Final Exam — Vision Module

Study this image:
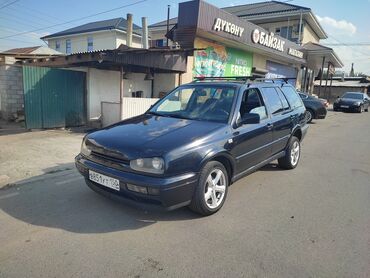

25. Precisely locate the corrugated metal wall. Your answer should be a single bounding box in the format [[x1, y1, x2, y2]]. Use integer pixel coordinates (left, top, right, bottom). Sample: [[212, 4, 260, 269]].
[[23, 66, 86, 129]]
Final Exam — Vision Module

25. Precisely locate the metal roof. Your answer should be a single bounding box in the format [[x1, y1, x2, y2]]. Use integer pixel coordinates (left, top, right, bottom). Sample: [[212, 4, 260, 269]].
[[149, 17, 178, 29], [41, 18, 142, 40], [1, 46, 63, 58], [21, 45, 194, 74], [314, 80, 370, 88], [222, 0, 310, 17], [303, 42, 344, 68], [2, 46, 41, 54], [150, 1, 327, 39]]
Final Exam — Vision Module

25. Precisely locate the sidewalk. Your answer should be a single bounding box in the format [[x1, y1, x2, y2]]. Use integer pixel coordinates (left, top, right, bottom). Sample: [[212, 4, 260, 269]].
[[0, 122, 85, 188]]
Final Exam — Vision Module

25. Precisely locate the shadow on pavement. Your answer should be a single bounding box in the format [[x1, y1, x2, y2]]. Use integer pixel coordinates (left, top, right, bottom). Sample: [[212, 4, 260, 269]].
[[259, 163, 285, 172], [0, 163, 200, 234]]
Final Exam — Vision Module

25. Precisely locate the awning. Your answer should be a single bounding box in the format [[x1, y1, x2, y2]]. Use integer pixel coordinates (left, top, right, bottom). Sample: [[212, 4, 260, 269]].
[[21, 45, 194, 73], [302, 42, 344, 70]]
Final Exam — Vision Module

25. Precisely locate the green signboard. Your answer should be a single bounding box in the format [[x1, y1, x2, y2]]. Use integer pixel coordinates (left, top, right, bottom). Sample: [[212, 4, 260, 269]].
[[193, 39, 253, 78]]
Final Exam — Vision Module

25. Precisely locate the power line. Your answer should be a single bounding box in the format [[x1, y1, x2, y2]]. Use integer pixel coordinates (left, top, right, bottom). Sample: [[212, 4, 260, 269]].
[[0, 0, 148, 40], [4, 4, 63, 26], [323, 43, 370, 46], [325, 33, 369, 57], [0, 0, 19, 10]]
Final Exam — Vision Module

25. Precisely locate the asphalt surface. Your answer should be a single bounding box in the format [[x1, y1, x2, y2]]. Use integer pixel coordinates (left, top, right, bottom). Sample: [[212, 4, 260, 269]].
[[1, 110, 369, 278]]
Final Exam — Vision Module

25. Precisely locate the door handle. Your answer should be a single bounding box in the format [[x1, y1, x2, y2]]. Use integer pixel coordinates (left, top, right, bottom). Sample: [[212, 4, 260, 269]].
[[266, 123, 273, 130]]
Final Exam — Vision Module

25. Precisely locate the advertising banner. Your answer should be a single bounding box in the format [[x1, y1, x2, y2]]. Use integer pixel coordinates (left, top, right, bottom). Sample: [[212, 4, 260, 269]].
[[193, 38, 253, 78]]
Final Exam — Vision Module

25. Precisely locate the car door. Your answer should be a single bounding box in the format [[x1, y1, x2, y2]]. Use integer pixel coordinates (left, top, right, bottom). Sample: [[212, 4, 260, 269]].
[[261, 87, 292, 155], [230, 88, 273, 175]]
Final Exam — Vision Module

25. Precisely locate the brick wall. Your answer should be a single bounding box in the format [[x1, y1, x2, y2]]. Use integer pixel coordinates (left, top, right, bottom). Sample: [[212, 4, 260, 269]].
[[0, 64, 24, 120]]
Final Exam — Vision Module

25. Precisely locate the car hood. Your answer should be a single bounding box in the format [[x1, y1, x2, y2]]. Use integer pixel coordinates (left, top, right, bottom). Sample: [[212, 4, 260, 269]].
[[85, 114, 225, 159]]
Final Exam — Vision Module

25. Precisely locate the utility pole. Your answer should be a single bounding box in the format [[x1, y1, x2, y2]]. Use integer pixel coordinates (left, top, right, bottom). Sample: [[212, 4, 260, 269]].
[[166, 5, 170, 47]]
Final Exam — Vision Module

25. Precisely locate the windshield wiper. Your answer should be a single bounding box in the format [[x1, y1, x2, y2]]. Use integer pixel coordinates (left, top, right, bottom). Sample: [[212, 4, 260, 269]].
[[163, 113, 191, 120], [147, 111, 164, 117]]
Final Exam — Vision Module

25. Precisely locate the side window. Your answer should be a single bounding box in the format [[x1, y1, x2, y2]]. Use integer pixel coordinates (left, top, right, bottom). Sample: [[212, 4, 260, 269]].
[[276, 88, 290, 110], [239, 88, 268, 121], [262, 87, 284, 115], [281, 86, 303, 109]]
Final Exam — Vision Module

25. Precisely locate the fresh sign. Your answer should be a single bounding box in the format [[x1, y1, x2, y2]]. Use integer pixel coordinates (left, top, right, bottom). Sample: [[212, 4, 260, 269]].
[[193, 38, 252, 77], [251, 29, 285, 52], [213, 18, 245, 37]]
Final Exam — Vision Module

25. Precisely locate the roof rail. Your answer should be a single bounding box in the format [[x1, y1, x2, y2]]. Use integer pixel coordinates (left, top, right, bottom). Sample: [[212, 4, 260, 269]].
[[192, 76, 297, 85], [252, 77, 296, 84], [193, 76, 255, 83]]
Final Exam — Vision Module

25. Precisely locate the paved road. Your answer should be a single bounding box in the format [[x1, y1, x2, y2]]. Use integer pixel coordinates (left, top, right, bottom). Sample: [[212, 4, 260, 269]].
[[1, 111, 369, 278]]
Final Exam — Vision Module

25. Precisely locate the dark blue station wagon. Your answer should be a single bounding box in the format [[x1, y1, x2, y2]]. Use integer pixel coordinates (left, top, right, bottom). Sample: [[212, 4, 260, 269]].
[[75, 79, 308, 215]]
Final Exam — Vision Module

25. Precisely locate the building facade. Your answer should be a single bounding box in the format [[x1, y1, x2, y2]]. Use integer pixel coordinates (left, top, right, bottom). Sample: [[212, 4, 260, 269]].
[[149, 0, 343, 95], [42, 18, 143, 54]]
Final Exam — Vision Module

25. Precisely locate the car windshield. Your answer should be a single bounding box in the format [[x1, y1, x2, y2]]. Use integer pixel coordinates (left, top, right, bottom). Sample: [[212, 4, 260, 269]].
[[342, 93, 363, 100], [148, 85, 237, 123]]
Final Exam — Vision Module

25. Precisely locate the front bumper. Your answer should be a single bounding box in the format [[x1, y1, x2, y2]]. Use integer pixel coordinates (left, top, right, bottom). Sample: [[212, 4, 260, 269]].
[[316, 107, 327, 119], [333, 103, 361, 111], [75, 154, 198, 210]]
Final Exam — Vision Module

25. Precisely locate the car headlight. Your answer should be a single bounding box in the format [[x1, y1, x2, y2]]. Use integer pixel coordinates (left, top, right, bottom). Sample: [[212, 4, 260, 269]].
[[355, 101, 361, 106], [334, 99, 340, 103], [81, 139, 91, 157], [130, 157, 164, 174]]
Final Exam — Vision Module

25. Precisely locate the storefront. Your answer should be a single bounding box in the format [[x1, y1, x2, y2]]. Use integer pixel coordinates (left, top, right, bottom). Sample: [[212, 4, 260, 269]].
[[169, 0, 306, 86]]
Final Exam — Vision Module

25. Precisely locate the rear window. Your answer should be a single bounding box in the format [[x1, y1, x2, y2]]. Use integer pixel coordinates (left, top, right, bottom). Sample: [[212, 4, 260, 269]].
[[281, 86, 303, 109]]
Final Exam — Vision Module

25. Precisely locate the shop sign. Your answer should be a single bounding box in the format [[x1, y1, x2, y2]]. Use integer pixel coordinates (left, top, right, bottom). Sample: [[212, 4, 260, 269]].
[[213, 18, 245, 37], [288, 48, 304, 59], [251, 29, 285, 52], [193, 39, 252, 77]]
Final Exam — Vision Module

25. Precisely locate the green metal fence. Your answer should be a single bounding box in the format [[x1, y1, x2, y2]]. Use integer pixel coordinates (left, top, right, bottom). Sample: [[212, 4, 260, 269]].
[[23, 66, 86, 129]]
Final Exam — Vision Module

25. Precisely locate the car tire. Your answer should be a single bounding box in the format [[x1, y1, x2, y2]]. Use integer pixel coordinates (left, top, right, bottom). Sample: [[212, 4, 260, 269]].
[[333, 107, 338, 112], [278, 136, 301, 170], [365, 108, 369, 112], [189, 161, 229, 216], [358, 105, 363, 113], [305, 109, 314, 123]]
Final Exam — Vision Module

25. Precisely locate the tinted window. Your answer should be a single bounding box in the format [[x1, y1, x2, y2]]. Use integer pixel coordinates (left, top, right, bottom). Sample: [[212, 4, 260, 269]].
[[276, 88, 290, 110], [262, 87, 284, 114], [281, 86, 303, 109], [239, 88, 267, 121], [342, 93, 363, 100]]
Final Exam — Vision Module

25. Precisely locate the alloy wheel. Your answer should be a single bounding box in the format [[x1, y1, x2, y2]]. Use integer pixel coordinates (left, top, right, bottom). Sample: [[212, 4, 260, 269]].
[[290, 141, 300, 166], [204, 169, 226, 209], [305, 110, 313, 123]]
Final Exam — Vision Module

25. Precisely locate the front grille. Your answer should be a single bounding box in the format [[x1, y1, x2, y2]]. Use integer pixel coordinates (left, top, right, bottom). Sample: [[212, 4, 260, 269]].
[[91, 151, 129, 165]]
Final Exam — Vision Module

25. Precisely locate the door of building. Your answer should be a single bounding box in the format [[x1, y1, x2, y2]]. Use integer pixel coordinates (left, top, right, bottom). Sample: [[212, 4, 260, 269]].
[[23, 66, 86, 129]]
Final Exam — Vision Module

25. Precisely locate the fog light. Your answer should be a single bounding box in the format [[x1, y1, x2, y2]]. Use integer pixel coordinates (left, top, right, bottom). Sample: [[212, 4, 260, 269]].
[[126, 184, 148, 194], [148, 187, 160, 196]]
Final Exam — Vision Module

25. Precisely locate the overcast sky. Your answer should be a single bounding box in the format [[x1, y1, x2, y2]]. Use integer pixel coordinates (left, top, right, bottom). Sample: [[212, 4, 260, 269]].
[[0, 0, 369, 74]]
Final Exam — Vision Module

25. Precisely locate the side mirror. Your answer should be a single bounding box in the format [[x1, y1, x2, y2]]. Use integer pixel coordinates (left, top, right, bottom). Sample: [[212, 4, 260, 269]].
[[238, 113, 260, 127]]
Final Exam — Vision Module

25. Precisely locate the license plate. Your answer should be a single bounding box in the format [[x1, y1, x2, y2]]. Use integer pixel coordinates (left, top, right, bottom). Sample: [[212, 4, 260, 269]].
[[89, 170, 120, 191], [341, 105, 349, 108]]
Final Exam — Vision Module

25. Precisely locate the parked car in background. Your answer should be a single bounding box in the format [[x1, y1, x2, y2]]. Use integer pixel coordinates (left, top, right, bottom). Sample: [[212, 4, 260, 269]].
[[298, 92, 327, 123], [333, 92, 369, 113], [75, 78, 308, 216], [318, 98, 329, 108]]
